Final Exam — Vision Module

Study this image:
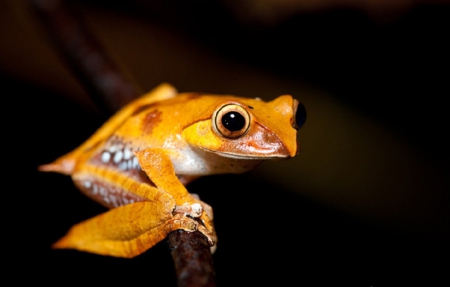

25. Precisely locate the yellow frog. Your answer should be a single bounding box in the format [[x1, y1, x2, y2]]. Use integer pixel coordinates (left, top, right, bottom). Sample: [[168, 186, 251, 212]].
[[39, 83, 306, 258]]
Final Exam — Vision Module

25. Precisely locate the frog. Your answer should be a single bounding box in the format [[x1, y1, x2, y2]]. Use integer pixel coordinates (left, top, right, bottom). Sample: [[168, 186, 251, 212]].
[[39, 83, 306, 258]]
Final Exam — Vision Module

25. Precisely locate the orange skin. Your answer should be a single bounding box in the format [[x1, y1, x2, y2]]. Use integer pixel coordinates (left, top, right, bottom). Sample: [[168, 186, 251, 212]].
[[39, 83, 301, 258]]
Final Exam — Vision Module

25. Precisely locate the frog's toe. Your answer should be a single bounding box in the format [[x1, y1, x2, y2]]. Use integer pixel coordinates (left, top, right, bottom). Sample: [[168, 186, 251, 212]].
[[190, 203, 203, 217], [197, 224, 217, 247], [174, 203, 203, 218]]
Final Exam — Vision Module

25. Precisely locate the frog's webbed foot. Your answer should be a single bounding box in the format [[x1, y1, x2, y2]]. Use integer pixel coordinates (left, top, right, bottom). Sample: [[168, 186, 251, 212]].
[[174, 200, 213, 222], [190, 193, 214, 220], [135, 149, 217, 249], [188, 198, 216, 247], [174, 203, 203, 218], [172, 200, 216, 247], [164, 212, 216, 252]]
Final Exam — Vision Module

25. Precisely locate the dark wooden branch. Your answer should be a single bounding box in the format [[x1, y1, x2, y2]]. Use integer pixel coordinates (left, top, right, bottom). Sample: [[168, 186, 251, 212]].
[[30, 1, 216, 286], [30, 0, 139, 114], [168, 230, 217, 287]]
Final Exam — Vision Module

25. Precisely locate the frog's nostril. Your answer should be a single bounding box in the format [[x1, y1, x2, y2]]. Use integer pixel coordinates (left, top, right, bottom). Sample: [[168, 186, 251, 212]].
[[294, 103, 306, 129]]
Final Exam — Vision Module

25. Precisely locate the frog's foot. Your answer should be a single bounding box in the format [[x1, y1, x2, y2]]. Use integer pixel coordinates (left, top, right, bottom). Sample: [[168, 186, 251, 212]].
[[189, 193, 214, 220], [194, 203, 217, 253], [173, 200, 213, 221], [172, 200, 217, 250], [166, 214, 199, 233], [174, 203, 203, 218], [167, 213, 216, 248], [193, 199, 217, 249], [197, 224, 216, 246]]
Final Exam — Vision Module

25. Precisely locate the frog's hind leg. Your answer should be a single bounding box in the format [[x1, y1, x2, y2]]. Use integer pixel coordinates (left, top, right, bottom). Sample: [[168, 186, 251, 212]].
[[53, 201, 199, 258], [53, 164, 205, 258]]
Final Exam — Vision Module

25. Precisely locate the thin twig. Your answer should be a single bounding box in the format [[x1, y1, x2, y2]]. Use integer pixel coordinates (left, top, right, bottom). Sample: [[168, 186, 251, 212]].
[[30, 1, 216, 286], [30, 0, 139, 114]]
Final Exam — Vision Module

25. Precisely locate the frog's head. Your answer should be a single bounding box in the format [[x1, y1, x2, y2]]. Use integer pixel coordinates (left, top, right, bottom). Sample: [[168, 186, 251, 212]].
[[182, 95, 306, 160]]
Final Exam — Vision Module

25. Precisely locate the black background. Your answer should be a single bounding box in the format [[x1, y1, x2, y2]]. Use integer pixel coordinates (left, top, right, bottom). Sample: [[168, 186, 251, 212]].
[[2, 0, 449, 286]]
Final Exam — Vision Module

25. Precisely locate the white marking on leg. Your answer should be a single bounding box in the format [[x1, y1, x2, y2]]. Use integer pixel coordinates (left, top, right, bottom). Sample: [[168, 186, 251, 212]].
[[191, 203, 203, 217], [109, 144, 119, 153], [101, 151, 111, 163], [83, 181, 92, 188], [123, 148, 132, 160], [132, 157, 140, 169], [110, 195, 118, 207], [113, 151, 123, 163], [118, 161, 128, 170], [92, 183, 98, 194]]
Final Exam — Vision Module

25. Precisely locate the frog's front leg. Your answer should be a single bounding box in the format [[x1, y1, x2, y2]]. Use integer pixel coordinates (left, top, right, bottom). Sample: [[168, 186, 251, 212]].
[[134, 149, 217, 247]]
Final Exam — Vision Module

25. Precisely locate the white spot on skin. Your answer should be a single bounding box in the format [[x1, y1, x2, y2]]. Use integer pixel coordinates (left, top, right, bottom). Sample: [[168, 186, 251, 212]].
[[123, 148, 132, 160], [127, 159, 132, 170], [83, 181, 92, 188], [118, 161, 128, 170], [109, 195, 118, 207], [191, 203, 203, 217], [108, 144, 120, 153], [113, 151, 123, 163], [132, 157, 140, 169], [92, 184, 98, 194], [101, 152, 111, 163], [175, 203, 203, 217]]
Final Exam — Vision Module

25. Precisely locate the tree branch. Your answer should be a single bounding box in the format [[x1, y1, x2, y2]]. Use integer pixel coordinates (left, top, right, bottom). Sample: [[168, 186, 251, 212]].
[[168, 230, 217, 287], [30, 0, 139, 114]]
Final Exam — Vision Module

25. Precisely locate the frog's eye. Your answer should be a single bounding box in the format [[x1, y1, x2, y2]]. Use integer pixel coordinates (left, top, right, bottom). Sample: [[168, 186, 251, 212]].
[[213, 104, 251, 139], [293, 101, 306, 130]]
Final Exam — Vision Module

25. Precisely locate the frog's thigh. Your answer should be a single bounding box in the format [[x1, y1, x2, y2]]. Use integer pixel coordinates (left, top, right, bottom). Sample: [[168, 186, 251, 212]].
[[72, 164, 175, 209], [53, 201, 198, 258]]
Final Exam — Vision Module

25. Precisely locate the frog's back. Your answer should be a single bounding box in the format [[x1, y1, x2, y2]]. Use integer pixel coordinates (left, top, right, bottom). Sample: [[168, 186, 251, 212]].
[[38, 83, 178, 175]]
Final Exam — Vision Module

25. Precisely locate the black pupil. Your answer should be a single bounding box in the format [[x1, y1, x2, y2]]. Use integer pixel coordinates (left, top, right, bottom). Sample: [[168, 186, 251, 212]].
[[222, 112, 246, 132]]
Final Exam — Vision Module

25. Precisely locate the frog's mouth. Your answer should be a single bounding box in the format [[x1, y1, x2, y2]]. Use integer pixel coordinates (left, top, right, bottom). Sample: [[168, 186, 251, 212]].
[[202, 146, 295, 160]]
